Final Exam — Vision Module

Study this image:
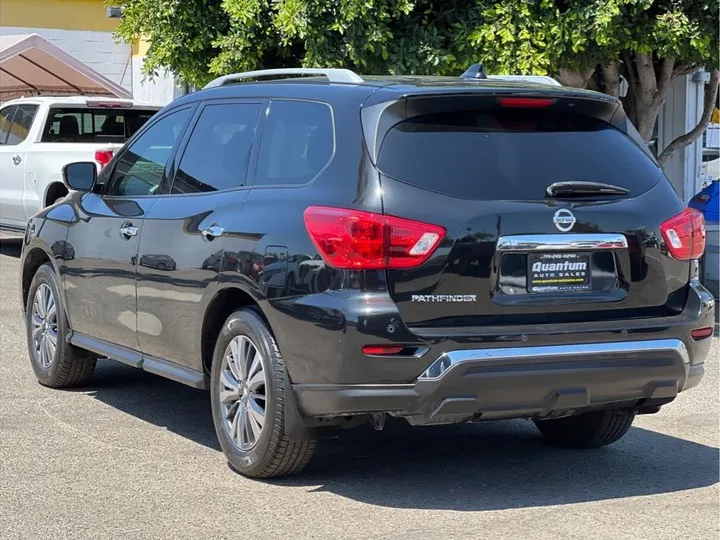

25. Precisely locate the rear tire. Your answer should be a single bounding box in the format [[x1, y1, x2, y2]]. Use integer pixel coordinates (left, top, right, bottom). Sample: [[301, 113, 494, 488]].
[[210, 308, 315, 478], [534, 409, 635, 449], [25, 263, 96, 387]]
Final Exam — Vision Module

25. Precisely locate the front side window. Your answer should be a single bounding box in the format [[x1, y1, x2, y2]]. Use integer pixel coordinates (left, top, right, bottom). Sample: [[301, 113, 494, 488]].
[[5, 105, 38, 145], [255, 100, 334, 186], [0, 106, 17, 144], [105, 108, 191, 197], [171, 102, 262, 194]]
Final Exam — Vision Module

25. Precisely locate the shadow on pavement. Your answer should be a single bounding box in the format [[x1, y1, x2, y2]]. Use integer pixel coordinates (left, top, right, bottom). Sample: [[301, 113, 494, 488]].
[[82, 359, 718, 511], [0, 240, 22, 258]]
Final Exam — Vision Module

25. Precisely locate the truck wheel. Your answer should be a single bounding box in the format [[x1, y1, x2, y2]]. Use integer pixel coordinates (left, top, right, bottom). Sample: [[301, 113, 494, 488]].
[[25, 263, 96, 387], [534, 409, 635, 449], [210, 308, 315, 478]]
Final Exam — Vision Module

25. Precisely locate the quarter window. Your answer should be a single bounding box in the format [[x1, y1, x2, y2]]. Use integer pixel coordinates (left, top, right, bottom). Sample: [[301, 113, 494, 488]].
[[41, 107, 156, 143], [255, 100, 334, 186], [0, 106, 17, 144], [105, 108, 191, 197], [171, 103, 262, 193]]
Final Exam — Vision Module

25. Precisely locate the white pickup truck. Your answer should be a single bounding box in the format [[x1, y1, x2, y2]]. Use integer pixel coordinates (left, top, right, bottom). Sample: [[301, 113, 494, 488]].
[[0, 96, 162, 238]]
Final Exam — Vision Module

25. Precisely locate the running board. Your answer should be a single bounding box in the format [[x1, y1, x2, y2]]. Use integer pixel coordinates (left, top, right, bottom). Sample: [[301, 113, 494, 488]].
[[0, 224, 25, 240], [70, 332, 207, 389]]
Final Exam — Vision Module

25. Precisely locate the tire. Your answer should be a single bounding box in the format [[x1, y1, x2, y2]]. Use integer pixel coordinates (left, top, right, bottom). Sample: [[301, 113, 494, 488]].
[[534, 409, 635, 449], [25, 263, 96, 387], [285, 273, 295, 296], [210, 308, 315, 478]]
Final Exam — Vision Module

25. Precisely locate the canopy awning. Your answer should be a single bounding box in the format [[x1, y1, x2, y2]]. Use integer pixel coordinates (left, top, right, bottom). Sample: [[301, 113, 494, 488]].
[[0, 33, 131, 101]]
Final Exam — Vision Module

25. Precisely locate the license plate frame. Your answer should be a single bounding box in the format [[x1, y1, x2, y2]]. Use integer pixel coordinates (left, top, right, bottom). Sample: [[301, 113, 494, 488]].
[[527, 252, 591, 293]]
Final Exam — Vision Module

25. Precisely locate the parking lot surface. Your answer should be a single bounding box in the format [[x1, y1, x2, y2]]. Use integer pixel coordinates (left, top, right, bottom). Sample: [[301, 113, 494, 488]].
[[1, 240, 718, 540]]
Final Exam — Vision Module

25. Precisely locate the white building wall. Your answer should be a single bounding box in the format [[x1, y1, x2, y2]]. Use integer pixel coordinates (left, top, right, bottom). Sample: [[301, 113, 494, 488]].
[[131, 57, 181, 105], [0, 26, 131, 92]]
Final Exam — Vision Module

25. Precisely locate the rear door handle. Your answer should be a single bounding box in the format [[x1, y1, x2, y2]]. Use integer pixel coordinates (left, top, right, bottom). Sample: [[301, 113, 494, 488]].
[[201, 224, 224, 241], [119, 223, 139, 239], [12, 155, 21, 166]]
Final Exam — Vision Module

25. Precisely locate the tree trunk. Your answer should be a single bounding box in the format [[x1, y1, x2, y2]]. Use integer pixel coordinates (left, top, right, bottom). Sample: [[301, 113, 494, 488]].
[[630, 53, 660, 140], [599, 62, 620, 97], [555, 67, 595, 89], [622, 52, 678, 142], [657, 69, 720, 165]]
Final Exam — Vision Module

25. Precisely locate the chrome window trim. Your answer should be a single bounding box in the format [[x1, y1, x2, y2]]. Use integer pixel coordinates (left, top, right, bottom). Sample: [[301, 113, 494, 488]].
[[496, 233, 628, 252], [419, 339, 688, 380]]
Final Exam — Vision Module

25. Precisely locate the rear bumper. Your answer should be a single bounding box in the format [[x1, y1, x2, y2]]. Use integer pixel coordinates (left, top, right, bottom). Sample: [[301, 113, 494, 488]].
[[294, 338, 704, 424]]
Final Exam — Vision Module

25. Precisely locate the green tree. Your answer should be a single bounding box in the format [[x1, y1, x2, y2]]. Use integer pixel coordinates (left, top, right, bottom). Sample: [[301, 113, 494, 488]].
[[114, 0, 719, 164]]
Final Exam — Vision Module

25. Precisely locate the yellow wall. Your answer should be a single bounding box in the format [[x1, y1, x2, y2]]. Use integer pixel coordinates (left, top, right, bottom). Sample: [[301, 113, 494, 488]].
[[131, 38, 150, 58], [0, 0, 120, 32]]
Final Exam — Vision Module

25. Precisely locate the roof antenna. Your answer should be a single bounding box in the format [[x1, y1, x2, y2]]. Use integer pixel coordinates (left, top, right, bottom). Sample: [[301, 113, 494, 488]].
[[461, 63, 487, 79]]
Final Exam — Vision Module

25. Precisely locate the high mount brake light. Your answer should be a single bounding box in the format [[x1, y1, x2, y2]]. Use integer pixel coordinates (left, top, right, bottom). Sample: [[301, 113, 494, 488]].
[[499, 97, 554, 108], [85, 100, 132, 109], [303, 206, 445, 270], [660, 208, 706, 260]]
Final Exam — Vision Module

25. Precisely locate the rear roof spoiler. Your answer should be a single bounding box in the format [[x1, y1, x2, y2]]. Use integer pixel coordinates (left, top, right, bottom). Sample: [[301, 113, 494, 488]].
[[460, 63, 561, 86]]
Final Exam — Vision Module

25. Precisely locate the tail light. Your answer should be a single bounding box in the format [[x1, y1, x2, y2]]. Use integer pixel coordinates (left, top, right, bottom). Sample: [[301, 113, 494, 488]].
[[303, 206, 445, 269], [94, 150, 114, 168], [660, 208, 706, 260]]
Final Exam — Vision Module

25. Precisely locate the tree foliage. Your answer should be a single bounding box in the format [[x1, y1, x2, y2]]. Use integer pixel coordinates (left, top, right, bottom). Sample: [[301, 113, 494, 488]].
[[114, 0, 719, 162]]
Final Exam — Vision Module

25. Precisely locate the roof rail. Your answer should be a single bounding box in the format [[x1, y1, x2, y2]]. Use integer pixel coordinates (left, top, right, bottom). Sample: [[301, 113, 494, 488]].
[[203, 68, 364, 89]]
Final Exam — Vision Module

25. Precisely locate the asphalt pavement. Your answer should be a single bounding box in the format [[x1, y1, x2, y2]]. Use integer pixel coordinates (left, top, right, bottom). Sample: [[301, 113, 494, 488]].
[[1, 240, 718, 540]]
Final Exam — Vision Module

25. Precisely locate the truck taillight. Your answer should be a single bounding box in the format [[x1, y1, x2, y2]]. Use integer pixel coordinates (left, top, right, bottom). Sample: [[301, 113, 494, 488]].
[[95, 150, 114, 168], [660, 208, 706, 260], [303, 206, 445, 270]]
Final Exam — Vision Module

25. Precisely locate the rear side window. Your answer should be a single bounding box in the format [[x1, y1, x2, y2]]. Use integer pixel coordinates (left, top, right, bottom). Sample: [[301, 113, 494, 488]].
[[172, 102, 262, 193], [6, 105, 38, 145], [255, 100, 333, 186], [377, 110, 663, 200], [0, 106, 17, 144], [41, 107, 157, 143]]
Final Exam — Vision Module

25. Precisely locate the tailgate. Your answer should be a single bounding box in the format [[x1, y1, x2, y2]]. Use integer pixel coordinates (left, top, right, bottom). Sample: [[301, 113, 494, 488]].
[[370, 94, 691, 328]]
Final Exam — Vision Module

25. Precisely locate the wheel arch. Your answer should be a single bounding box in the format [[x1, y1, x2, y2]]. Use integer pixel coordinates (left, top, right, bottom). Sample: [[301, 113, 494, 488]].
[[200, 283, 275, 375], [21, 244, 62, 313], [43, 181, 68, 208]]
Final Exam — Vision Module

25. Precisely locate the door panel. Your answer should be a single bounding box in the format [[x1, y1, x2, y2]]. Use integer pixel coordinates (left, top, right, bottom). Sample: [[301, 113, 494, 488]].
[[0, 105, 37, 226], [136, 100, 264, 369], [136, 191, 249, 367], [63, 106, 194, 350], [63, 193, 155, 349]]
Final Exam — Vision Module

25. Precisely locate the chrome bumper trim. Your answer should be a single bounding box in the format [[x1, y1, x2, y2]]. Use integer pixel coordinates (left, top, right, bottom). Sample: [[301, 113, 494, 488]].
[[496, 233, 628, 252], [419, 339, 688, 380]]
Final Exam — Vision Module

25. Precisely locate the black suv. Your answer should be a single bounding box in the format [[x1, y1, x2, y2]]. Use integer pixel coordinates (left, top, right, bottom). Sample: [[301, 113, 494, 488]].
[[20, 67, 715, 478]]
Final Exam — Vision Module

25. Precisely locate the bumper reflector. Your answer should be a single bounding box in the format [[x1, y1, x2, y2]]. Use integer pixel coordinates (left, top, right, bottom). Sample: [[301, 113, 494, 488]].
[[691, 327, 713, 340]]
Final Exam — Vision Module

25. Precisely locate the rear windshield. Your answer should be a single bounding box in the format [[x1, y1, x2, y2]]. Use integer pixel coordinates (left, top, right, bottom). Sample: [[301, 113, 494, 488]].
[[41, 107, 157, 143], [377, 110, 663, 200]]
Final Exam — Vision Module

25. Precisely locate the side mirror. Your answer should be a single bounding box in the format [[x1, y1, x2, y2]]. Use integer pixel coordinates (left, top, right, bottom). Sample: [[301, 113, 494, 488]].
[[62, 162, 97, 192]]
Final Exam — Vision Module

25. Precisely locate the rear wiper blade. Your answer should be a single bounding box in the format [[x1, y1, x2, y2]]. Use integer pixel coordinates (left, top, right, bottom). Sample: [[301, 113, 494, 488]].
[[546, 181, 629, 198]]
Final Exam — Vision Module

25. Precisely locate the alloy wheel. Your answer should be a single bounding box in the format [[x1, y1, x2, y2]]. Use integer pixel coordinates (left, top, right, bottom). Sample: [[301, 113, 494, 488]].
[[219, 335, 268, 451], [31, 283, 58, 369]]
